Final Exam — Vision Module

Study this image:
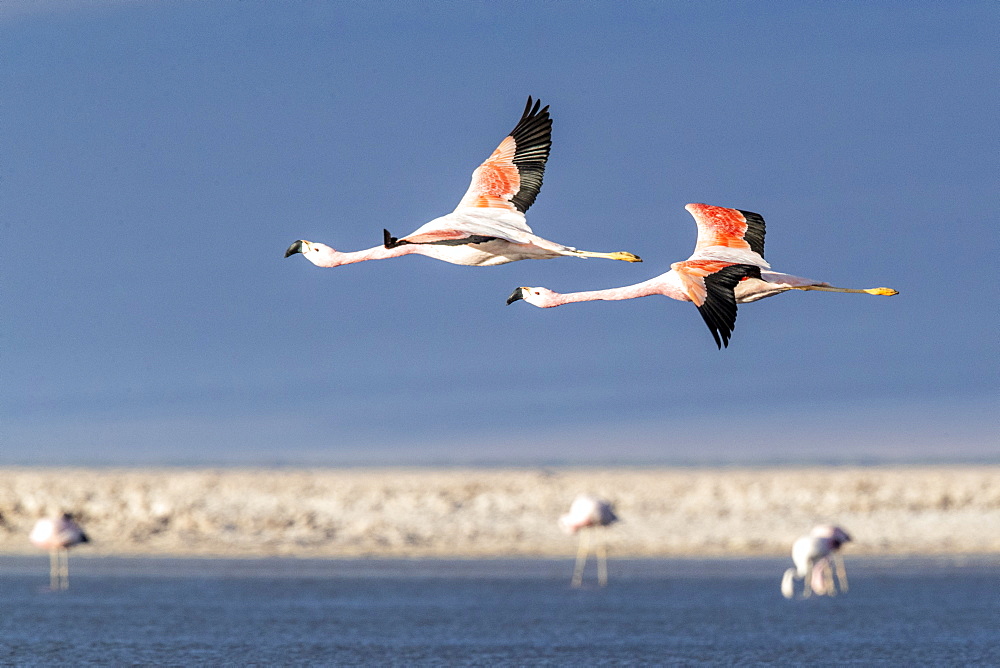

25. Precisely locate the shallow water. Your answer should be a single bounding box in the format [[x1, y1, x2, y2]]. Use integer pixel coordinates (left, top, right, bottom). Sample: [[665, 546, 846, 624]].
[[1, 556, 997, 665]]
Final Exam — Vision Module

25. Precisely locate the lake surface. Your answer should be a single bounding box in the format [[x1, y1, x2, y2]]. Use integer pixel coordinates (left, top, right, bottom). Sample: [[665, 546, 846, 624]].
[[1, 556, 997, 665]]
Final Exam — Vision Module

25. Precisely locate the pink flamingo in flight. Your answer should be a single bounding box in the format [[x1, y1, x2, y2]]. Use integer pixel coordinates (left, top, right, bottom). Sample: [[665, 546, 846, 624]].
[[507, 203, 897, 348], [781, 525, 852, 599], [30, 513, 89, 590], [559, 494, 619, 587], [285, 97, 641, 267]]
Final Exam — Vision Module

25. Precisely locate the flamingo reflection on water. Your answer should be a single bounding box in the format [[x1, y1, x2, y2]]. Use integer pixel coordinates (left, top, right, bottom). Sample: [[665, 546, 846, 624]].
[[30, 513, 89, 591], [559, 495, 618, 587], [781, 525, 851, 599]]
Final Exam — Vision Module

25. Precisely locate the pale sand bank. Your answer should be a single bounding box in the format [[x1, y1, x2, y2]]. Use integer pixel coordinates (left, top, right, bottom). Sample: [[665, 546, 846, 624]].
[[1, 467, 998, 558]]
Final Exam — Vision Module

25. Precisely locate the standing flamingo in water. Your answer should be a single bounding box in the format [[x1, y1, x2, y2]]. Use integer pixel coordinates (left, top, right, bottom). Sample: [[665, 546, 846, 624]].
[[285, 97, 641, 267], [781, 525, 851, 599], [559, 494, 618, 587], [30, 513, 89, 590], [507, 203, 897, 348]]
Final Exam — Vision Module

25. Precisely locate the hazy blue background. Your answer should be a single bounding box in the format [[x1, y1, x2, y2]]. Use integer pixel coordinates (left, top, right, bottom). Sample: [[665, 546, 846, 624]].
[[3, 1, 997, 465]]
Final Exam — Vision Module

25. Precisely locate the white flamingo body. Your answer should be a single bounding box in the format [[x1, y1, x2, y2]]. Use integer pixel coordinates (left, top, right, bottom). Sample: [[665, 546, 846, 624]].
[[781, 525, 851, 599], [508, 203, 897, 348], [560, 495, 618, 587], [30, 514, 89, 590], [285, 98, 641, 268], [387, 210, 570, 266]]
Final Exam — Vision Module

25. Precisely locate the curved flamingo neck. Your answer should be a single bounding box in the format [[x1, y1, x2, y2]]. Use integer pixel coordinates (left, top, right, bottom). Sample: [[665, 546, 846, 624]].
[[319, 244, 416, 267]]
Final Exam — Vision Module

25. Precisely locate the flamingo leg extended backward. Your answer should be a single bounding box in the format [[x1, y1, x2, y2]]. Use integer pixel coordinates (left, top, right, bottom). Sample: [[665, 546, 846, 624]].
[[570, 250, 642, 262], [571, 528, 590, 587], [791, 285, 898, 296]]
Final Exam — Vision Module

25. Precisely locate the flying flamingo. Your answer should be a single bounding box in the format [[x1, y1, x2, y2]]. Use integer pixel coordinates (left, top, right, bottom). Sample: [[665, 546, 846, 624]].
[[507, 203, 898, 348], [781, 525, 851, 599], [284, 97, 641, 267], [559, 494, 619, 587], [29, 513, 89, 591]]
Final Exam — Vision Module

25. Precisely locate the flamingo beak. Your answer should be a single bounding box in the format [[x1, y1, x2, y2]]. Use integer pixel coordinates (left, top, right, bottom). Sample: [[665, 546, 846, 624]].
[[284, 240, 307, 258], [506, 288, 526, 305]]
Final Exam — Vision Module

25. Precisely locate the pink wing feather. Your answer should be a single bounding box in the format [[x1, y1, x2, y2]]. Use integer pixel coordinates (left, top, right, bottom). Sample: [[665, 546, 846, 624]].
[[673, 205, 772, 349], [670, 259, 734, 307], [388, 98, 552, 248], [457, 136, 521, 212], [685, 203, 767, 260], [456, 97, 552, 214]]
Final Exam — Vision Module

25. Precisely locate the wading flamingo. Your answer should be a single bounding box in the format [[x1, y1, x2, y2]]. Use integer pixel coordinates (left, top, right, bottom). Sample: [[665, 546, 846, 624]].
[[29, 513, 89, 591], [559, 494, 618, 587], [285, 97, 641, 267], [781, 525, 851, 599], [507, 203, 897, 348]]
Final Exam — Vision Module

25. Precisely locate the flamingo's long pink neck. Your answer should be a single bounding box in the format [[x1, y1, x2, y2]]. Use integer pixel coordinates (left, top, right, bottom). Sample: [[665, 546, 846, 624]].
[[320, 244, 416, 267], [547, 277, 684, 305]]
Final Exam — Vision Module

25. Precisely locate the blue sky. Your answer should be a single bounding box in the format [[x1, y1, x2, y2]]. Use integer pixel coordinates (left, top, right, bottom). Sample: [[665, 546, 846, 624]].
[[3, 1, 997, 465]]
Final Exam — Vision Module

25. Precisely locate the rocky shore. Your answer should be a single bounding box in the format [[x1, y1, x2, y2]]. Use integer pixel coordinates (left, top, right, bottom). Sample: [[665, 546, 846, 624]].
[[1, 467, 997, 558]]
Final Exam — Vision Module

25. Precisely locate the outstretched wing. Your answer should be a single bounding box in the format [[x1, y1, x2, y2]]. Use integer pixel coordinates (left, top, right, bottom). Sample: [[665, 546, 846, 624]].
[[685, 203, 767, 265], [672, 260, 762, 349], [455, 97, 552, 218]]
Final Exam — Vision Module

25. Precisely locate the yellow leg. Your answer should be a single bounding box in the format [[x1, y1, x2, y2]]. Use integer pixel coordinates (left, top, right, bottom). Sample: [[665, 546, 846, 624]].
[[792, 285, 898, 296], [571, 529, 590, 587]]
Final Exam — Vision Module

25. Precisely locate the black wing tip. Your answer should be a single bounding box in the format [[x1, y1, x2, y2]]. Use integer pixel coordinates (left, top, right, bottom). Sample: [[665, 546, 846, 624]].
[[509, 96, 553, 213], [697, 309, 728, 349], [514, 96, 551, 129], [736, 208, 767, 258], [524, 96, 539, 118], [696, 264, 763, 350], [522, 96, 548, 120]]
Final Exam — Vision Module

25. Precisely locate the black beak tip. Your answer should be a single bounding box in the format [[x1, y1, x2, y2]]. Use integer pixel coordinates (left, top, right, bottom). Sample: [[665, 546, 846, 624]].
[[284, 240, 304, 258], [506, 288, 525, 305]]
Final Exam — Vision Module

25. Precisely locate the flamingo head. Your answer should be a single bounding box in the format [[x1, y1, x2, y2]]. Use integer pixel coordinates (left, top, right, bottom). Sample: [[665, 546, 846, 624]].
[[506, 286, 559, 308], [284, 240, 340, 267], [830, 527, 851, 548], [812, 525, 852, 549]]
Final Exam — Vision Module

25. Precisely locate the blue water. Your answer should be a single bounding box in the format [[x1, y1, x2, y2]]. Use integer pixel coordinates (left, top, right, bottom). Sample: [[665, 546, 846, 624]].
[[1, 556, 997, 665]]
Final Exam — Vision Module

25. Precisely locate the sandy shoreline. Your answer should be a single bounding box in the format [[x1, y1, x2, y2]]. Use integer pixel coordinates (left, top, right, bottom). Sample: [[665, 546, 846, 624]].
[[1, 467, 998, 558]]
